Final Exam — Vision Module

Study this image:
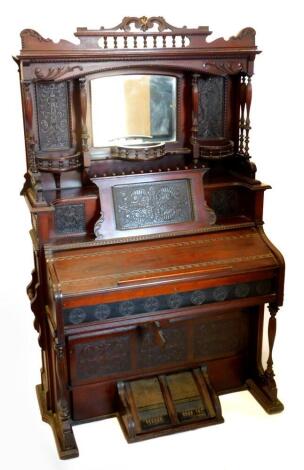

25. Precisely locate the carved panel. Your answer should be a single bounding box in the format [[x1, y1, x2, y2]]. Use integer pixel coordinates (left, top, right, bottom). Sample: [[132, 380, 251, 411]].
[[55, 204, 85, 234], [70, 312, 251, 382], [75, 336, 131, 380], [112, 179, 194, 230], [35, 66, 83, 80], [193, 314, 249, 358], [36, 81, 70, 151], [198, 76, 225, 138], [137, 326, 187, 368], [63, 279, 274, 326], [202, 62, 243, 76]]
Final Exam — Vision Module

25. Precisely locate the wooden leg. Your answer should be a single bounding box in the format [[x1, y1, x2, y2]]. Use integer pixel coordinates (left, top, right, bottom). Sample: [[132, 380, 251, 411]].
[[35, 333, 79, 459], [36, 384, 79, 459], [28, 259, 78, 459], [264, 302, 280, 399], [247, 302, 284, 414]]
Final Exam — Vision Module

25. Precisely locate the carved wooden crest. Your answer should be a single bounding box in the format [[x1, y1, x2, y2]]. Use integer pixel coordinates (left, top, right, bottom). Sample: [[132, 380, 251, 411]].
[[104, 16, 185, 32]]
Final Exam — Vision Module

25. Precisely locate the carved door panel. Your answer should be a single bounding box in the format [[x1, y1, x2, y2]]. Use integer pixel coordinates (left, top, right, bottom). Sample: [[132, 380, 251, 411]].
[[68, 308, 251, 387]]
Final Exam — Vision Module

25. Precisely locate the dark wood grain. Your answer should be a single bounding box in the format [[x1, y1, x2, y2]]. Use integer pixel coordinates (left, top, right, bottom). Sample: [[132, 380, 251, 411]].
[[15, 17, 284, 459]]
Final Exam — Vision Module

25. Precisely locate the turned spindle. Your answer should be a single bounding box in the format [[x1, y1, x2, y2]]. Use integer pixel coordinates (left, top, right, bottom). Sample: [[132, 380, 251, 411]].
[[244, 76, 252, 157], [23, 81, 37, 172], [238, 75, 247, 154], [79, 78, 89, 166], [191, 73, 200, 164]]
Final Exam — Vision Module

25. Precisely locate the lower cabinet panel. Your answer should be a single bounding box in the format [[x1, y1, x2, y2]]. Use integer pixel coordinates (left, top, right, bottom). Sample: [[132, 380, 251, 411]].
[[71, 355, 249, 421], [68, 307, 258, 421]]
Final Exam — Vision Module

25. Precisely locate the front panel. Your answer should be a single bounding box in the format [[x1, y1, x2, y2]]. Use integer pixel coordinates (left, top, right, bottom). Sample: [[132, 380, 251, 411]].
[[68, 306, 258, 421]]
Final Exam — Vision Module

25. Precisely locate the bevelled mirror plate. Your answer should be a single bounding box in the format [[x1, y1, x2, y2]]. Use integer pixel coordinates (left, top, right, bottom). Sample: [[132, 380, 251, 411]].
[[91, 74, 177, 148]]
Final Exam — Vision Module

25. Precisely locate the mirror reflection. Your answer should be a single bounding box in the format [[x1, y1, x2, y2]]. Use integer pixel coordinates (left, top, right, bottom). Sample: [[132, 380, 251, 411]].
[[91, 74, 176, 147]]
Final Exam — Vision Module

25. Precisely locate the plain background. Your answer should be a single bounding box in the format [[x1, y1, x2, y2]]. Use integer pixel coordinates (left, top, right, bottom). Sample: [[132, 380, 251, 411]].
[[1, 0, 303, 468]]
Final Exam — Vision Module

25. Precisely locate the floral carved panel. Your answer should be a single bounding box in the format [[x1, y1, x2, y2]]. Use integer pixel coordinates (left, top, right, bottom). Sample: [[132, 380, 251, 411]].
[[112, 179, 194, 230], [198, 76, 225, 139], [36, 81, 70, 151]]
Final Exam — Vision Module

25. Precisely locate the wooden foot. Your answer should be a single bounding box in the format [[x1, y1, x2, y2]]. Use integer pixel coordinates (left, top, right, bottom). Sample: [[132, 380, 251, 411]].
[[246, 302, 284, 414], [246, 378, 284, 414], [36, 384, 79, 459]]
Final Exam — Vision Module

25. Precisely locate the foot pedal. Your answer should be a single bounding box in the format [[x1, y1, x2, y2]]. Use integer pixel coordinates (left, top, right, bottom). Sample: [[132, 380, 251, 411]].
[[117, 366, 224, 442]]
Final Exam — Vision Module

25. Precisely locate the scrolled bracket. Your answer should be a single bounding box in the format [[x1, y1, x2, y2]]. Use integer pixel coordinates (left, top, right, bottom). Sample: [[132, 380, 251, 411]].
[[94, 211, 105, 240], [203, 201, 217, 226], [27, 268, 45, 349]]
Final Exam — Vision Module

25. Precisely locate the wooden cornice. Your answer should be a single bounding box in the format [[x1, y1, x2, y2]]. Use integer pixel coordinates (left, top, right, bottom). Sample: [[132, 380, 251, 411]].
[[18, 17, 258, 60]]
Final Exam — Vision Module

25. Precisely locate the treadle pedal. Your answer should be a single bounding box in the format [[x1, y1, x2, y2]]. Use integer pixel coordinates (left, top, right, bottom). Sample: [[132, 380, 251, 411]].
[[117, 365, 224, 442]]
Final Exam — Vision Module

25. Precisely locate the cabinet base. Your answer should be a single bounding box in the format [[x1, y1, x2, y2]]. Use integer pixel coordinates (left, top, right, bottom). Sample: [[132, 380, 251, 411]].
[[246, 378, 284, 414], [36, 384, 79, 459], [35, 373, 284, 459]]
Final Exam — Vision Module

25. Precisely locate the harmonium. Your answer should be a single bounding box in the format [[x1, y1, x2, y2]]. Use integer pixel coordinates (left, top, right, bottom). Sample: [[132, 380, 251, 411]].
[[15, 16, 285, 459]]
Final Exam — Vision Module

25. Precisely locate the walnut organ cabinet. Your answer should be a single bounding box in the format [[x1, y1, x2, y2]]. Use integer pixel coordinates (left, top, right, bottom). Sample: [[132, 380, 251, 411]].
[[15, 17, 285, 459]]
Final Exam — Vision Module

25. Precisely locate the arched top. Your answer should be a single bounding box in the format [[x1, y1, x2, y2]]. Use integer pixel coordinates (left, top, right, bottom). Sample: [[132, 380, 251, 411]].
[[94, 16, 205, 33]]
